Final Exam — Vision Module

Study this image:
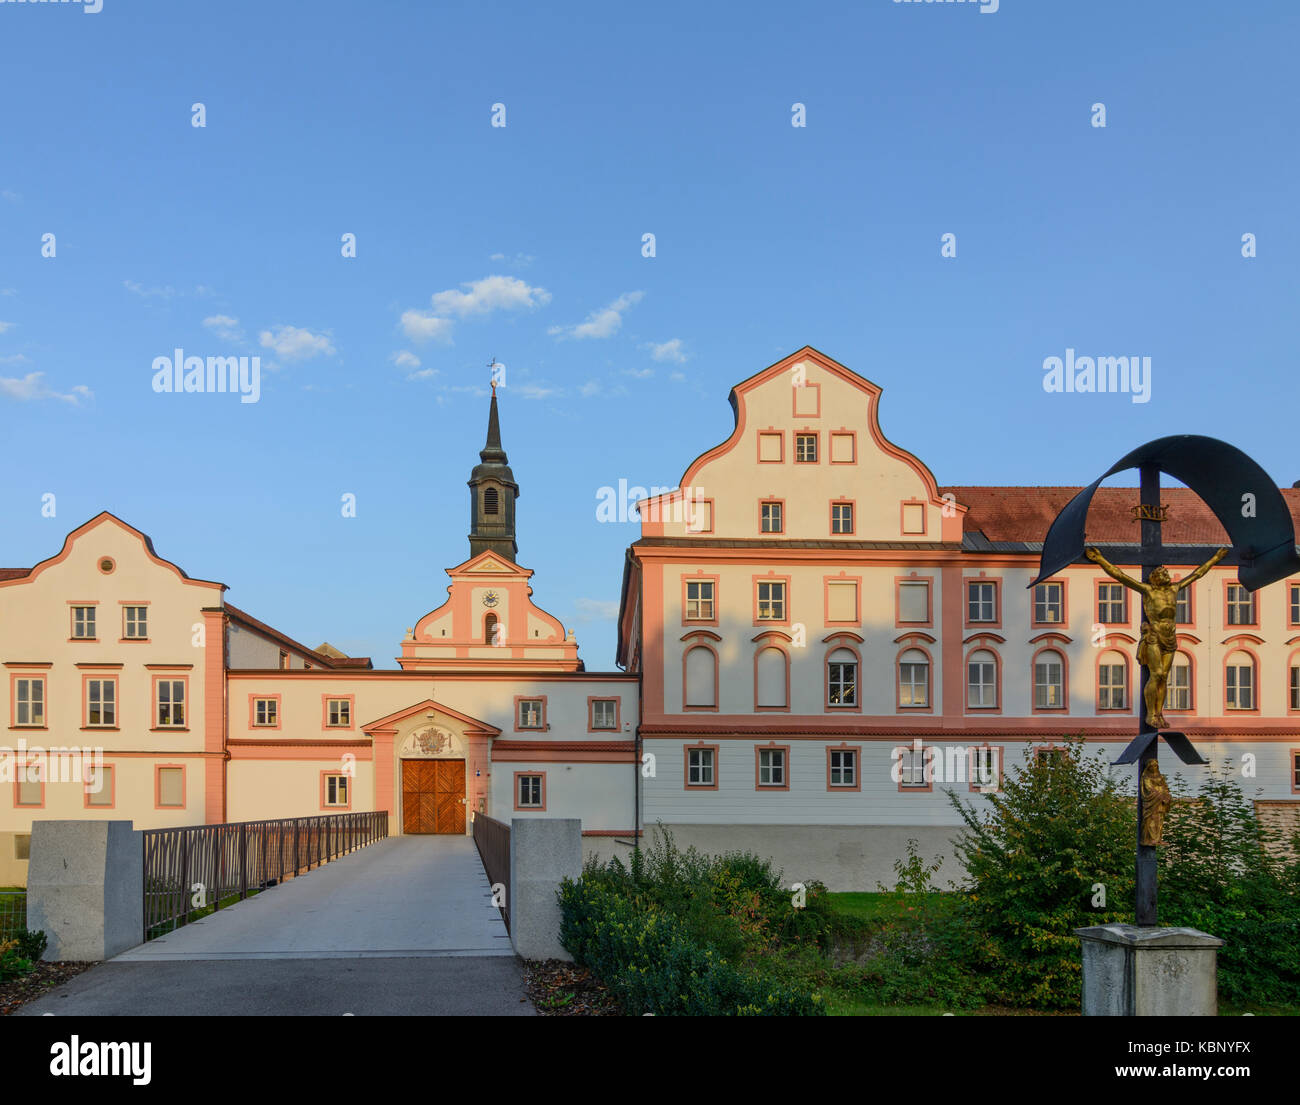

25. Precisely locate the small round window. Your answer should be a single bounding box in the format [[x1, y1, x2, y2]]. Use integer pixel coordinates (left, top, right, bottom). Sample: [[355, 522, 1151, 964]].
[[98, 557, 116, 574]]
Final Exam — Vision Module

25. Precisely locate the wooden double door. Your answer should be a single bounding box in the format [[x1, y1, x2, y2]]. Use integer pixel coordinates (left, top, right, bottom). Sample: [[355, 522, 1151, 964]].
[[401, 759, 466, 835]]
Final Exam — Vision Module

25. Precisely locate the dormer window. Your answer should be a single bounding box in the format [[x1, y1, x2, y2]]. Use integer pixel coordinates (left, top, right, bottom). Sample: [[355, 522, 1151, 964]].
[[484, 487, 500, 515]]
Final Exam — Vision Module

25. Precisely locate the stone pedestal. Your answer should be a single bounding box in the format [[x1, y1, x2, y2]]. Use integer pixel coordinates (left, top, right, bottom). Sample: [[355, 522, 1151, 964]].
[[1076, 924, 1223, 1016], [26, 820, 143, 962], [510, 818, 581, 961]]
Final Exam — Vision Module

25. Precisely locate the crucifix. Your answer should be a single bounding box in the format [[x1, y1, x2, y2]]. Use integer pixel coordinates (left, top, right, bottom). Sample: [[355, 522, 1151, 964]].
[[1082, 466, 1227, 924]]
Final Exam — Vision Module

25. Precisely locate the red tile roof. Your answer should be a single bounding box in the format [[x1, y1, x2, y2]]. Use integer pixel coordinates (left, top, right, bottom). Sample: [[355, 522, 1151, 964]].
[[0, 569, 30, 580], [942, 486, 1300, 545]]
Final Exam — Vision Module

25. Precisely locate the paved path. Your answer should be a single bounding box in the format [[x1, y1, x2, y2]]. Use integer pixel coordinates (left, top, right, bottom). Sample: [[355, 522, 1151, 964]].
[[119, 834, 512, 960], [17, 835, 534, 1016]]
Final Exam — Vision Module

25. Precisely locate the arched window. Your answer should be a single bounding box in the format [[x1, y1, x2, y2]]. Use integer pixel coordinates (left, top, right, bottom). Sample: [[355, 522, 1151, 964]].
[[1034, 650, 1065, 709], [1097, 651, 1128, 710], [755, 647, 788, 709], [827, 647, 858, 707], [484, 613, 499, 646], [967, 649, 997, 708], [684, 646, 717, 708], [484, 486, 500, 515], [898, 648, 929, 708], [1225, 652, 1255, 710], [1165, 652, 1192, 712]]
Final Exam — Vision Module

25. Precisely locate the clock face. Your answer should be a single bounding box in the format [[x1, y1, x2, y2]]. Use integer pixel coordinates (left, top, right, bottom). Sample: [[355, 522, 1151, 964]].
[[482, 591, 500, 608]]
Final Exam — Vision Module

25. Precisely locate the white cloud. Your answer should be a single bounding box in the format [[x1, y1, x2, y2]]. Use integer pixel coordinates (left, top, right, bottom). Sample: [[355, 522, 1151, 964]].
[[623, 367, 654, 379], [0, 321, 12, 334], [258, 325, 336, 361], [124, 280, 179, 300], [516, 383, 559, 400], [670, 371, 686, 383], [0, 289, 16, 297], [579, 379, 602, 397], [489, 252, 535, 268], [390, 350, 421, 369], [549, 291, 644, 340], [203, 314, 243, 341], [431, 275, 550, 318], [0, 354, 30, 365], [400, 310, 455, 343], [646, 338, 687, 364], [1, 189, 19, 203], [0, 372, 92, 404], [574, 597, 620, 622], [407, 368, 438, 381]]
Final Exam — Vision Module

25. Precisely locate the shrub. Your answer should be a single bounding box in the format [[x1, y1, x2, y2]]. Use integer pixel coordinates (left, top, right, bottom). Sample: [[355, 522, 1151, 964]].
[[14, 928, 46, 963], [0, 939, 33, 981], [558, 877, 823, 1016], [947, 738, 1134, 1008]]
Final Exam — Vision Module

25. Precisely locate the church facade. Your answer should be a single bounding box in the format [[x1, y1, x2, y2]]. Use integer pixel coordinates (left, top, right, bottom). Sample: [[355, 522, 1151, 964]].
[[3, 347, 1298, 889]]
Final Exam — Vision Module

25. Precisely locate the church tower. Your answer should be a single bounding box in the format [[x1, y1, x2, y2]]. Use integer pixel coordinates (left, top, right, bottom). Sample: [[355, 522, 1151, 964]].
[[467, 388, 519, 561]]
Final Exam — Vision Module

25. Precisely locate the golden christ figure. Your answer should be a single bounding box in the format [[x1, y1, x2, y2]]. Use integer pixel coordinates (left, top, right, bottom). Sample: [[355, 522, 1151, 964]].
[[1084, 545, 1228, 729]]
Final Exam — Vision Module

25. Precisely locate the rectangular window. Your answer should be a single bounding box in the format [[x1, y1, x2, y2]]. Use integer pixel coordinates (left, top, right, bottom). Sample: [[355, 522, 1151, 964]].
[[899, 747, 928, 788], [86, 678, 116, 727], [71, 605, 96, 639], [757, 748, 786, 787], [967, 582, 996, 623], [1291, 667, 1300, 712], [1166, 663, 1192, 711], [756, 581, 786, 621], [898, 581, 929, 624], [685, 580, 714, 621], [14, 677, 45, 727], [831, 502, 854, 534], [590, 699, 617, 729], [324, 774, 349, 807], [971, 748, 1000, 791], [517, 774, 544, 808], [1294, 752, 1300, 791], [1097, 583, 1126, 624], [278, 650, 289, 670], [827, 659, 857, 707], [326, 698, 351, 727], [253, 698, 277, 726], [86, 764, 114, 807], [1291, 584, 1300, 626], [1098, 664, 1126, 709], [1226, 664, 1254, 710], [157, 767, 185, 808], [518, 699, 544, 729], [829, 749, 856, 788], [1036, 749, 1065, 767], [760, 501, 783, 534], [794, 433, 818, 463], [687, 748, 715, 787], [122, 606, 148, 639], [1226, 584, 1256, 626], [967, 659, 996, 708], [899, 659, 928, 708], [1174, 590, 1191, 624], [16, 763, 43, 807], [1034, 658, 1064, 709], [1033, 582, 1063, 624], [826, 580, 857, 623], [156, 680, 186, 728]]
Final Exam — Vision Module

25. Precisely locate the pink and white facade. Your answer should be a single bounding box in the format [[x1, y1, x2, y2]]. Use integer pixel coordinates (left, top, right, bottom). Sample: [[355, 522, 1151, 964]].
[[3, 347, 1298, 889]]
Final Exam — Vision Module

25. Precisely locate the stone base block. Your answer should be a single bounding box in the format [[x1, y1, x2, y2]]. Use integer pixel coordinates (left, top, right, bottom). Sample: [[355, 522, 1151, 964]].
[[1076, 924, 1223, 1016], [510, 818, 581, 962], [26, 820, 143, 962]]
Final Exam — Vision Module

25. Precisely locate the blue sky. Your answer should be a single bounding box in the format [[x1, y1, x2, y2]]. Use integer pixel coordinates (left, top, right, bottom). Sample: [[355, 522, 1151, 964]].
[[1, 1, 1296, 668]]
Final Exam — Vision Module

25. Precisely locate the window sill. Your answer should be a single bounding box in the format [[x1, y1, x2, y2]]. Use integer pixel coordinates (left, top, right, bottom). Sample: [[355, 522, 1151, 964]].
[[81, 727, 120, 732], [68, 638, 100, 643], [118, 638, 151, 644], [150, 727, 190, 733]]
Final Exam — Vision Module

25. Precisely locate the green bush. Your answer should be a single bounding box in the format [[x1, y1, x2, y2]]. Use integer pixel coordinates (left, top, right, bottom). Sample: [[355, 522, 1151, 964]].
[[558, 877, 823, 1015], [1159, 768, 1300, 1006], [0, 939, 33, 981], [14, 928, 46, 962], [947, 738, 1135, 1008]]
